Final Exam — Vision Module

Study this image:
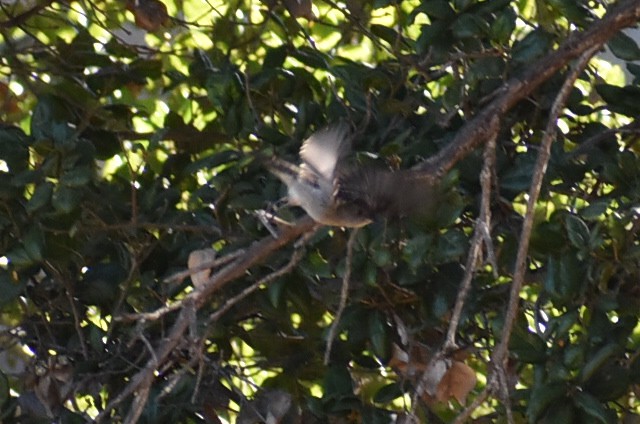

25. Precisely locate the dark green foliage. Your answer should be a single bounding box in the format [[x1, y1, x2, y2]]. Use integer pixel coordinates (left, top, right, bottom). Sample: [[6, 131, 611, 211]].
[[0, 0, 639, 422]]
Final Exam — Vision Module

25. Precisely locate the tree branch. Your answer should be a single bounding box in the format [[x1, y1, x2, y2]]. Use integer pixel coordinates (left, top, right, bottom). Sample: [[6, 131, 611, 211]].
[[416, 0, 640, 179]]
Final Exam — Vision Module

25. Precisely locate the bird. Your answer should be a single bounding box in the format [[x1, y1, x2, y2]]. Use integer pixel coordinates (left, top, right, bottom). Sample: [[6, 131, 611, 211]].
[[266, 123, 438, 227]]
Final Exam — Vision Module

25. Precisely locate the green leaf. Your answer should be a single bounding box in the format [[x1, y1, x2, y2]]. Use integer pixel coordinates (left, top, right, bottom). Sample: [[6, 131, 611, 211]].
[[544, 254, 584, 303], [31, 94, 77, 145], [563, 344, 584, 369], [0, 370, 9, 408], [573, 391, 612, 424], [491, 8, 516, 43], [52, 185, 81, 214], [468, 57, 505, 82], [26, 182, 54, 214], [0, 272, 25, 306], [581, 201, 608, 220], [60, 166, 93, 187], [513, 29, 553, 64], [510, 325, 547, 363], [303, 250, 332, 278], [79, 263, 127, 307], [371, 24, 402, 47], [500, 153, 536, 193], [434, 229, 466, 263], [291, 47, 329, 69], [547, 0, 592, 25], [595, 84, 640, 117], [452, 14, 488, 39], [579, 343, 621, 383], [417, 21, 451, 55], [402, 233, 431, 271], [527, 383, 567, 423], [541, 401, 576, 423], [607, 32, 640, 61], [6, 247, 34, 268], [22, 226, 44, 262], [565, 214, 590, 250], [323, 366, 354, 400], [129, 58, 163, 80], [263, 46, 288, 69], [0, 126, 30, 173], [371, 249, 392, 268], [368, 311, 389, 359], [415, 0, 454, 20], [364, 262, 378, 286], [373, 383, 403, 403]]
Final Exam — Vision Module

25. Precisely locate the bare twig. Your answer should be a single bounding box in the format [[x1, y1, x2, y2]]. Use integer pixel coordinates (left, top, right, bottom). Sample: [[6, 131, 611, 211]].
[[206, 231, 315, 324], [489, 45, 602, 420], [96, 217, 317, 422], [444, 119, 499, 352], [567, 119, 640, 159], [452, 384, 491, 424], [324, 228, 359, 365]]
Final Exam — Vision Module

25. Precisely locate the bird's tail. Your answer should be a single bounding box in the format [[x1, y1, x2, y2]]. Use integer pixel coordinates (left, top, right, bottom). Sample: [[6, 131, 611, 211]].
[[264, 157, 300, 186]]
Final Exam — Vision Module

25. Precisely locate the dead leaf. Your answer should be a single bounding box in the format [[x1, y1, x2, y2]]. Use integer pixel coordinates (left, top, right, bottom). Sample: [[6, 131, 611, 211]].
[[282, 0, 315, 19], [188, 248, 217, 290], [126, 0, 169, 32], [433, 360, 476, 404], [390, 343, 477, 405]]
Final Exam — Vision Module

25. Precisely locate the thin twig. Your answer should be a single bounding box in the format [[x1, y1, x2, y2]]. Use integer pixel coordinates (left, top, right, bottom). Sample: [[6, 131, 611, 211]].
[[206, 232, 314, 324], [489, 45, 602, 420], [452, 384, 491, 424], [444, 120, 499, 351], [324, 228, 359, 365], [96, 217, 317, 422]]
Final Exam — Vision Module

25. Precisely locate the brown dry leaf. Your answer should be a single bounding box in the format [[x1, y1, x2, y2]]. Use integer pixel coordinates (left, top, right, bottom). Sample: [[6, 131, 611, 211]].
[[283, 0, 315, 19], [0, 82, 21, 121], [126, 0, 169, 32], [32, 356, 75, 417], [391, 343, 477, 405], [389, 343, 430, 379], [188, 248, 217, 290], [433, 360, 477, 404]]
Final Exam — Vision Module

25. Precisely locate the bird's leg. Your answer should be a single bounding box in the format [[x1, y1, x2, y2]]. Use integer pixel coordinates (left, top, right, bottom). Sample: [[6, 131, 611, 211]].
[[255, 197, 294, 238]]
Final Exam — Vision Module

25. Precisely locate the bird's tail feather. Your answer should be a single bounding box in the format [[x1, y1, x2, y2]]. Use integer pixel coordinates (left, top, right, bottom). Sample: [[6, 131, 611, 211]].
[[265, 157, 300, 186]]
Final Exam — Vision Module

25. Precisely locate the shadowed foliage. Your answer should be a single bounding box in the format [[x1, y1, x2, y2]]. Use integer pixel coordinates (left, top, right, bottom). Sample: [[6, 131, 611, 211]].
[[0, 0, 640, 423]]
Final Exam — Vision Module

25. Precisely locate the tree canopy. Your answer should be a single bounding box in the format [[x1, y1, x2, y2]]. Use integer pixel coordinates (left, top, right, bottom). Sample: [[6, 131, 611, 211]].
[[1, 0, 640, 422]]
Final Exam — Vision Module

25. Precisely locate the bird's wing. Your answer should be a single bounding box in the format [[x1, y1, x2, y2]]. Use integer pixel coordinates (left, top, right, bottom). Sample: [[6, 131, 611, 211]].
[[337, 169, 437, 218], [299, 123, 351, 180]]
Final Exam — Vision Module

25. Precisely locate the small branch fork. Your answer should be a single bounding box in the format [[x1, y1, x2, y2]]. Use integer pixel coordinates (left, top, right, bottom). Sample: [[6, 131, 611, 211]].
[[96, 217, 317, 423]]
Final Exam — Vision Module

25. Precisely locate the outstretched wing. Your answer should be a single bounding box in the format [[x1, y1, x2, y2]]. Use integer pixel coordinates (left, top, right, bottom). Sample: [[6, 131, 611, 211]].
[[299, 123, 351, 180], [336, 168, 438, 218]]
